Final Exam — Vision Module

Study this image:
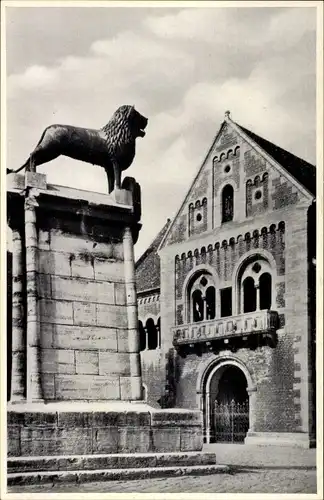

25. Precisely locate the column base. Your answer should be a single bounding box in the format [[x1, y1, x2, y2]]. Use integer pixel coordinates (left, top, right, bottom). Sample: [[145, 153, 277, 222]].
[[245, 431, 315, 448]]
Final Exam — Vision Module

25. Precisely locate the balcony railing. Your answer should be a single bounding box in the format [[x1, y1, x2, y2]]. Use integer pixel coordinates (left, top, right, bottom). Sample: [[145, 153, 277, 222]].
[[172, 310, 279, 348]]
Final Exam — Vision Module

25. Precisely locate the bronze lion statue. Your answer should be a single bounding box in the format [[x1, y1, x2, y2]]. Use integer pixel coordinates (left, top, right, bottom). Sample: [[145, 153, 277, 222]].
[[6, 105, 148, 193]]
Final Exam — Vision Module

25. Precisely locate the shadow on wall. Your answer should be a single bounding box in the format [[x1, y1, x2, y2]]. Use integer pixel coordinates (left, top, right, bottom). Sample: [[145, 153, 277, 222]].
[[157, 348, 179, 409]]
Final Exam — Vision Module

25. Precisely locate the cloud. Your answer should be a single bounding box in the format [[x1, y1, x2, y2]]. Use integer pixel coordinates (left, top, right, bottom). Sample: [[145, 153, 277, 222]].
[[8, 64, 59, 91], [6, 6, 317, 259], [144, 6, 315, 50]]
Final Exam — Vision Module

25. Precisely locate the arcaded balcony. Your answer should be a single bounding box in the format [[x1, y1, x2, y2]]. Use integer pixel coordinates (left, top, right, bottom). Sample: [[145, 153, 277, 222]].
[[172, 310, 279, 357]]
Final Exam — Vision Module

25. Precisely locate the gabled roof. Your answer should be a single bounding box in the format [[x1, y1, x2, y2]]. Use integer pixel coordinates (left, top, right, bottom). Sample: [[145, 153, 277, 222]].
[[158, 121, 227, 252], [135, 219, 171, 293], [236, 123, 316, 196], [158, 113, 316, 251]]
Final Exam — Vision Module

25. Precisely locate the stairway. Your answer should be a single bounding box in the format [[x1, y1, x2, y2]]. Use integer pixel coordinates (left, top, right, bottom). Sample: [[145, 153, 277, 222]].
[[8, 452, 230, 486]]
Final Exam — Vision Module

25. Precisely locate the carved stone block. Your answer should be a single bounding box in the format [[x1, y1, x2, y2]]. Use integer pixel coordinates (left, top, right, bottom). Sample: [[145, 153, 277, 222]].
[[25, 172, 47, 190]]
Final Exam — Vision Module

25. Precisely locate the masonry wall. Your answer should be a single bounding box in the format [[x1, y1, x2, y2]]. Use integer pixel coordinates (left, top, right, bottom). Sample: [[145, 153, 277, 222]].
[[175, 340, 296, 433], [36, 212, 135, 401], [137, 120, 315, 438], [163, 127, 304, 248], [138, 295, 160, 322], [137, 293, 165, 407], [158, 202, 313, 436]]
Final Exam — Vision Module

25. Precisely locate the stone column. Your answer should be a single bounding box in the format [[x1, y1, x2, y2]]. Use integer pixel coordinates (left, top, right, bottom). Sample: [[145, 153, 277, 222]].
[[240, 287, 244, 315], [216, 290, 221, 318], [144, 326, 149, 351], [10, 227, 25, 401], [156, 322, 161, 349], [24, 189, 42, 401], [247, 386, 257, 432], [205, 392, 211, 443], [123, 226, 142, 400], [255, 284, 260, 311]]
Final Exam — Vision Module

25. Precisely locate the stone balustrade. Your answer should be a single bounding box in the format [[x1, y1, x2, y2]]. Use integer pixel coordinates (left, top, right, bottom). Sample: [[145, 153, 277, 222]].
[[172, 310, 279, 348]]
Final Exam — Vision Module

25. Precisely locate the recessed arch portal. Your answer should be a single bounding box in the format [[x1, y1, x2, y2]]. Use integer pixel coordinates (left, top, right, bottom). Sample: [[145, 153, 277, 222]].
[[198, 357, 255, 444]]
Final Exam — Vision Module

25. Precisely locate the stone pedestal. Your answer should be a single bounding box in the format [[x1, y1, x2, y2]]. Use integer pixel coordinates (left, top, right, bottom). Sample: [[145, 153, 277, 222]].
[[7, 173, 143, 404], [8, 402, 203, 457], [7, 173, 205, 473]]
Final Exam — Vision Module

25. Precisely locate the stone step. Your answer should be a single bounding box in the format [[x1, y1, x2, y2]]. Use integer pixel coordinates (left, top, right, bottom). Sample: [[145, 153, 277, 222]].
[[8, 452, 216, 473], [8, 464, 231, 486]]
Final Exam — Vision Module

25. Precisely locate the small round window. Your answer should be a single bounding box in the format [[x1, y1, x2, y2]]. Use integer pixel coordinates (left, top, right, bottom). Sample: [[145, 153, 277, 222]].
[[254, 190, 262, 200], [196, 213, 202, 222], [252, 262, 261, 273], [200, 276, 208, 287], [224, 165, 231, 174]]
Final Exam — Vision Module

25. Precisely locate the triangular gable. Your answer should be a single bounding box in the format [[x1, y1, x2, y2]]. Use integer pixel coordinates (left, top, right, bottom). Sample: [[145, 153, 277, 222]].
[[159, 120, 229, 250], [159, 112, 315, 251]]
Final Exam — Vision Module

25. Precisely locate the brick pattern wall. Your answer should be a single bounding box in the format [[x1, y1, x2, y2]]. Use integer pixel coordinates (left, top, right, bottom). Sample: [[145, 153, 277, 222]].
[[246, 173, 269, 217], [165, 213, 187, 245], [152, 123, 313, 439], [172, 207, 312, 437], [213, 151, 240, 197], [188, 170, 209, 201], [175, 339, 297, 433], [164, 126, 307, 249], [174, 222, 285, 318], [244, 149, 267, 177], [276, 282, 285, 308], [215, 124, 238, 152], [189, 199, 208, 237], [272, 177, 299, 210]]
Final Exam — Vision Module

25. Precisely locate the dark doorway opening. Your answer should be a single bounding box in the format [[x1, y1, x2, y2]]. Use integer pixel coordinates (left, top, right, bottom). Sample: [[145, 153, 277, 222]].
[[243, 277, 256, 312], [209, 365, 249, 443]]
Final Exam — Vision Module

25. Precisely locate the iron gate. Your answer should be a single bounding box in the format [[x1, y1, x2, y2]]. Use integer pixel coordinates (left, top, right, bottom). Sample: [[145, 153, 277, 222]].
[[213, 399, 249, 443]]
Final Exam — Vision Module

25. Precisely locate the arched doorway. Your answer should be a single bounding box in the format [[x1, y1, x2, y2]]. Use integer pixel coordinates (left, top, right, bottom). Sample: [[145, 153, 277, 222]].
[[206, 363, 250, 443]]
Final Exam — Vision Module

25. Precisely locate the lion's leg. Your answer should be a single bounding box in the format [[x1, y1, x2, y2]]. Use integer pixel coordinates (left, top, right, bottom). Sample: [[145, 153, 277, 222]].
[[113, 161, 121, 191], [27, 155, 36, 173], [105, 169, 114, 194]]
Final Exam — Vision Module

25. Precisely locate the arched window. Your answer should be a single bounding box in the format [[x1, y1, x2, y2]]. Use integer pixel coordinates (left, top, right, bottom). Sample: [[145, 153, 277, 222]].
[[139, 321, 146, 351], [222, 185, 234, 223], [188, 272, 216, 323], [146, 318, 158, 350], [206, 286, 216, 320], [157, 317, 161, 348], [192, 289, 204, 323], [259, 273, 272, 310], [243, 277, 256, 313], [238, 257, 274, 314]]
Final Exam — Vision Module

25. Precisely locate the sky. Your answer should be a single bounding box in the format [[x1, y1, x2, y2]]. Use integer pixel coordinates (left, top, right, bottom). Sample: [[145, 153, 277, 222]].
[[5, 4, 317, 259]]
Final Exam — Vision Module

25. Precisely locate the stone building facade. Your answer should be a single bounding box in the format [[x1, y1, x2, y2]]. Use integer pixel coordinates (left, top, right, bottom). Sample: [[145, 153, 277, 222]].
[[135, 112, 316, 447]]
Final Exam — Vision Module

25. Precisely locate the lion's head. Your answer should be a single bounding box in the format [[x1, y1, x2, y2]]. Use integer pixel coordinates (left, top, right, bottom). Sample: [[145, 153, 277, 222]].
[[102, 105, 148, 145]]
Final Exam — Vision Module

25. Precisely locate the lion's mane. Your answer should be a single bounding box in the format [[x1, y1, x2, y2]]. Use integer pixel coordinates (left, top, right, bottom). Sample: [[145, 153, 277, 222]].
[[101, 105, 135, 157]]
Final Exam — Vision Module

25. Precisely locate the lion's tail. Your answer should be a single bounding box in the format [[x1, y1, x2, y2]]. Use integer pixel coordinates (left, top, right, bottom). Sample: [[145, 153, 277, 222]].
[[7, 127, 48, 175], [6, 159, 30, 175]]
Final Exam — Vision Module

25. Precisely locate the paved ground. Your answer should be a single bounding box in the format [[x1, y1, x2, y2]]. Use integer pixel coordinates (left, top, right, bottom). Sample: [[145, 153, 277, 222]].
[[9, 444, 318, 495]]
